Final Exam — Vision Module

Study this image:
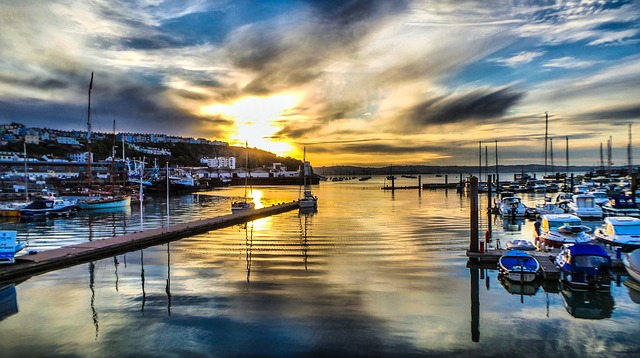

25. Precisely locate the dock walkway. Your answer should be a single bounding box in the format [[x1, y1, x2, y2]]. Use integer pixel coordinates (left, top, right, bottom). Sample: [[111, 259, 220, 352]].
[[0, 201, 299, 283]]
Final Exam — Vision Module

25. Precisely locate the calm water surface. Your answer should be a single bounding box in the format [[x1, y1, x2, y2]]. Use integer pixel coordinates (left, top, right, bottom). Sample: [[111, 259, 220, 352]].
[[0, 176, 639, 357]]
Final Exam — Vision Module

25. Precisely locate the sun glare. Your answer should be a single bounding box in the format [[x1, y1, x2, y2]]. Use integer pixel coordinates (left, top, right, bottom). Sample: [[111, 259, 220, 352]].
[[201, 92, 303, 156]]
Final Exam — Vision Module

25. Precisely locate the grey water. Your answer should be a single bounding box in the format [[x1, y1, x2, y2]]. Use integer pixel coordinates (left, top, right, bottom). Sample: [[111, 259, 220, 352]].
[[0, 176, 639, 357]]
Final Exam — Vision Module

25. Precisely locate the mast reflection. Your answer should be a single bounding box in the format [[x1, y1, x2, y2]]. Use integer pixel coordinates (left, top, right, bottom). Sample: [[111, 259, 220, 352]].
[[89, 261, 99, 340], [166, 243, 171, 316], [245, 222, 254, 283], [470, 267, 480, 343]]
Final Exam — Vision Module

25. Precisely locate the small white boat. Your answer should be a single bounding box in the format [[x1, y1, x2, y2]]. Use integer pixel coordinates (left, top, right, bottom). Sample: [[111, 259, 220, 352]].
[[595, 217, 640, 249], [535, 202, 565, 215], [231, 141, 255, 213], [623, 249, 640, 283], [498, 250, 540, 283], [19, 196, 78, 216], [567, 194, 603, 219], [298, 148, 318, 210], [505, 239, 536, 251], [498, 196, 526, 217]]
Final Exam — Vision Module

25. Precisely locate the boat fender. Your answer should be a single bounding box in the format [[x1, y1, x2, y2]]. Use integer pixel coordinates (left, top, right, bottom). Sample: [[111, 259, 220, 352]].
[[485, 230, 491, 242]]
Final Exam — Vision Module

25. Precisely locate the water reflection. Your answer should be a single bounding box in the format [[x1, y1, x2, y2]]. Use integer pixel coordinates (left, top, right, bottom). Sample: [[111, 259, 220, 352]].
[[89, 262, 99, 340], [0, 284, 17, 322], [498, 275, 541, 299], [245, 222, 253, 283], [560, 284, 615, 319]]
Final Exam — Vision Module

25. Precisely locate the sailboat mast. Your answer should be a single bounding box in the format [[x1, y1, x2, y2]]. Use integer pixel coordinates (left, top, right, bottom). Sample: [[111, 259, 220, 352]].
[[244, 141, 248, 200], [550, 137, 554, 173], [87, 72, 94, 186], [628, 123, 633, 174], [544, 112, 548, 177]]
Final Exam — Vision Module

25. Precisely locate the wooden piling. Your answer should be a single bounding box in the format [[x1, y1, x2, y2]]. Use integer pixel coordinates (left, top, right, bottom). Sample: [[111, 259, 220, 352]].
[[470, 176, 479, 253]]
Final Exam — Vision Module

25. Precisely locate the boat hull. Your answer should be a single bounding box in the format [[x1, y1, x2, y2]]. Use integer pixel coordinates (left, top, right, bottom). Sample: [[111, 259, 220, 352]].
[[623, 250, 640, 283], [77, 196, 131, 210]]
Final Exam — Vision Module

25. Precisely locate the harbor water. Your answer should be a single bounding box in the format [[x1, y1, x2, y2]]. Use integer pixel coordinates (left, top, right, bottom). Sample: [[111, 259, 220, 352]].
[[0, 176, 639, 357]]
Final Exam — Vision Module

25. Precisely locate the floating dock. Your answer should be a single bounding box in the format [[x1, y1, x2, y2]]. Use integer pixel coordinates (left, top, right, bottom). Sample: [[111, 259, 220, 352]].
[[0, 201, 299, 283]]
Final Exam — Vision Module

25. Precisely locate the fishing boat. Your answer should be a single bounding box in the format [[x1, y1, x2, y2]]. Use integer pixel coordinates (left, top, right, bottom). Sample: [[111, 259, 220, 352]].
[[535, 214, 593, 249], [555, 243, 612, 290], [19, 196, 78, 216], [231, 142, 255, 213], [567, 194, 603, 219], [601, 196, 640, 217], [623, 248, 640, 283], [594, 217, 640, 250], [298, 147, 318, 210], [498, 250, 540, 282]]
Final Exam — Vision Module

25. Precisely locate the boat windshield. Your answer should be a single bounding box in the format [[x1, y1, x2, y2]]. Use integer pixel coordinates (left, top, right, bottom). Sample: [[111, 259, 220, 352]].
[[573, 255, 609, 269], [548, 219, 581, 230], [613, 224, 640, 235]]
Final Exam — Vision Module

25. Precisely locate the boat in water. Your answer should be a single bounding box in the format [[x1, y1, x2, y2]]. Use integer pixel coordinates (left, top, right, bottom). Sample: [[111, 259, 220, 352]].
[[535, 214, 593, 249], [567, 193, 603, 219], [498, 250, 540, 283], [298, 148, 318, 211], [76, 195, 131, 210], [19, 196, 78, 216], [505, 239, 536, 251], [231, 141, 255, 213], [594, 216, 640, 250], [623, 248, 640, 283], [497, 195, 527, 217], [601, 196, 640, 218], [555, 243, 612, 290]]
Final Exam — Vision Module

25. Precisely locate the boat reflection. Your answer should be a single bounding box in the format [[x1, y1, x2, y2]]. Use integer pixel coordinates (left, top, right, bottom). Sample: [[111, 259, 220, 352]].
[[502, 217, 524, 231], [298, 210, 314, 270], [623, 277, 640, 304], [560, 283, 615, 319], [0, 284, 18, 322], [498, 275, 541, 298]]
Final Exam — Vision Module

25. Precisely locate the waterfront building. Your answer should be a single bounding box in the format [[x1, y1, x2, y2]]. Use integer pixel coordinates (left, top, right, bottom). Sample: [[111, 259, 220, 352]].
[[200, 157, 237, 169]]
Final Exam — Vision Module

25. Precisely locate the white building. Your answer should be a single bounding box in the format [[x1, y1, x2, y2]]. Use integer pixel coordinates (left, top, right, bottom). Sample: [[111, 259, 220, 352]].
[[200, 157, 236, 169], [57, 136, 80, 145], [68, 152, 94, 163]]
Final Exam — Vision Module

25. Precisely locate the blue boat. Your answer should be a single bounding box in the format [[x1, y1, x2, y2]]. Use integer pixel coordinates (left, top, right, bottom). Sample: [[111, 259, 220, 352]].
[[498, 250, 540, 282], [555, 243, 612, 290]]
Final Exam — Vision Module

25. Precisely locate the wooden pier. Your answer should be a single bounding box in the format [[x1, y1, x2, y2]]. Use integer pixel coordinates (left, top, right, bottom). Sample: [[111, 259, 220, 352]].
[[0, 201, 299, 283]]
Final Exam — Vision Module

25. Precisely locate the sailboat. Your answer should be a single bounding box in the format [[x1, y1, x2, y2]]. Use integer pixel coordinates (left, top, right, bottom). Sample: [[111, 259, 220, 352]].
[[231, 141, 255, 213], [77, 72, 131, 210], [298, 147, 318, 210]]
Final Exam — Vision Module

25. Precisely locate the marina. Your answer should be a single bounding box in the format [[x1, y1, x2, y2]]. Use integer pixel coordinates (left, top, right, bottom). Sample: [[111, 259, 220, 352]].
[[0, 175, 639, 357]]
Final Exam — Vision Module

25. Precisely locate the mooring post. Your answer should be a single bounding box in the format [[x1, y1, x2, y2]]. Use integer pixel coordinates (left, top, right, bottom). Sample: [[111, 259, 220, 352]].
[[487, 175, 492, 241], [418, 175, 422, 193], [470, 176, 479, 253], [570, 173, 574, 193]]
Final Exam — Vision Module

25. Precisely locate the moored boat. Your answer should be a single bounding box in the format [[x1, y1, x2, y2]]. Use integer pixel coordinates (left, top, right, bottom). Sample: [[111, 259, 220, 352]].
[[76, 195, 131, 210], [298, 148, 318, 211], [623, 248, 640, 283], [498, 250, 540, 282], [497, 195, 526, 217], [601, 196, 640, 218], [535, 214, 593, 249], [231, 141, 255, 213], [567, 194, 603, 219], [594, 216, 640, 250], [505, 239, 536, 251], [555, 243, 612, 290], [19, 196, 78, 216]]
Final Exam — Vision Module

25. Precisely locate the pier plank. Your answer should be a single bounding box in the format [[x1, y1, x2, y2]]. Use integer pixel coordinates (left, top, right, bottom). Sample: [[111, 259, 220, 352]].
[[0, 201, 299, 283]]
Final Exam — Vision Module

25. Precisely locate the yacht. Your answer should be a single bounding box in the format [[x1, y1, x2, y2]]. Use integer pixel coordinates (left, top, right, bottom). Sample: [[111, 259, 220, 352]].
[[535, 214, 593, 249], [567, 194, 603, 219], [594, 217, 640, 249]]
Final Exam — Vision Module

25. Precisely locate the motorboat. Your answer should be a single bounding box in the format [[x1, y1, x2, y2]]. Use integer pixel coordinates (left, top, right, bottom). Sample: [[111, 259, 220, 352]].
[[573, 185, 589, 195], [498, 196, 526, 217], [623, 248, 640, 283], [554, 192, 573, 211], [567, 194, 603, 219], [555, 243, 612, 290], [498, 250, 540, 283], [590, 191, 610, 206], [546, 182, 560, 193], [594, 217, 640, 250], [76, 195, 131, 210], [535, 214, 593, 249], [535, 202, 565, 216], [505, 239, 536, 251], [19, 196, 78, 216], [601, 196, 640, 218]]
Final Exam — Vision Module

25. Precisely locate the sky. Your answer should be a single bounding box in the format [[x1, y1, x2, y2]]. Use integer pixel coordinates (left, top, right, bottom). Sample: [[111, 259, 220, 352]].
[[0, 0, 639, 167]]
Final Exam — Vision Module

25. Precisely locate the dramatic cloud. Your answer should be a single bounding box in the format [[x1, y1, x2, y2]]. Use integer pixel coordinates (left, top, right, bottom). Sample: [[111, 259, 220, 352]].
[[491, 51, 546, 68]]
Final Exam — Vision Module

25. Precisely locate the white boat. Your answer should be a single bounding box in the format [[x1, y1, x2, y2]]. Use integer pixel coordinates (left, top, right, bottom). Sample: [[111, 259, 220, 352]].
[[601, 196, 640, 217], [231, 141, 255, 213], [498, 196, 526, 217], [535, 214, 593, 249], [567, 194, 603, 219], [590, 191, 609, 206], [535, 201, 565, 215], [19, 196, 78, 216], [505, 239, 536, 251], [76, 195, 131, 210], [595, 217, 640, 249], [298, 148, 318, 210], [623, 249, 640, 282], [498, 250, 540, 283]]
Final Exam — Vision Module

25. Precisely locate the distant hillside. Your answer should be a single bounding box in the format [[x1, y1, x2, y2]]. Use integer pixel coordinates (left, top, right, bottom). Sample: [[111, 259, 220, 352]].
[[1, 137, 303, 170], [314, 164, 600, 177]]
